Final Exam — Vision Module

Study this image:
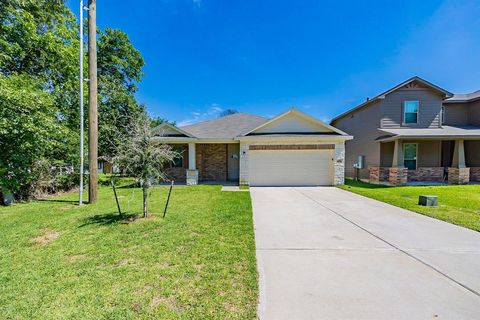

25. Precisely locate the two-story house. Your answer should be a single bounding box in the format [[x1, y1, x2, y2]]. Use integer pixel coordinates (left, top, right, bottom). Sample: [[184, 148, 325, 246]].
[[331, 76, 480, 185]]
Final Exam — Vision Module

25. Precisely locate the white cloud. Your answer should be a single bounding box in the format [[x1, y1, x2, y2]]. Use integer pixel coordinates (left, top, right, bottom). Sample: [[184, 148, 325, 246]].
[[177, 104, 224, 126]]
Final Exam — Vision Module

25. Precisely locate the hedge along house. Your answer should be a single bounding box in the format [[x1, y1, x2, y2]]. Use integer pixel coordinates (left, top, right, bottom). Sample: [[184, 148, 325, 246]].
[[152, 109, 352, 186]]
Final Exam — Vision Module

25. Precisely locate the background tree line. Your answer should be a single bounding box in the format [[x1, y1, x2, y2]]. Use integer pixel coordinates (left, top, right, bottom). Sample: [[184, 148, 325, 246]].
[[0, 0, 156, 200]]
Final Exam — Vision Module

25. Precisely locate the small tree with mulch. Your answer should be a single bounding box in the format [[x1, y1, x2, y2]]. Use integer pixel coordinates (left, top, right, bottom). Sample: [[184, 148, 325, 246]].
[[113, 113, 176, 218]]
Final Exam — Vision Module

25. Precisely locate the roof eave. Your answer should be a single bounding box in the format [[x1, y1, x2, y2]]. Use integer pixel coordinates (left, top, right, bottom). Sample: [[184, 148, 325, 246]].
[[151, 122, 196, 138], [236, 134, 353, 142], [376, 134, 480, 142]]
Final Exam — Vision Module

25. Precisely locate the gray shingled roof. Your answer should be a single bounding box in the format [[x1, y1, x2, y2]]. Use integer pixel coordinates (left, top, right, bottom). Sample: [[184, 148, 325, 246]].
[[446, 90, 480, 102], [180, 112, 267, 139], [377, 125, 480, 141]]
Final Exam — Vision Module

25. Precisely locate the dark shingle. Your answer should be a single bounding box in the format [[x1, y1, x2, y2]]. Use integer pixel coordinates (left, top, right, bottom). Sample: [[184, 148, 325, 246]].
[[180, 113, 267, 139]]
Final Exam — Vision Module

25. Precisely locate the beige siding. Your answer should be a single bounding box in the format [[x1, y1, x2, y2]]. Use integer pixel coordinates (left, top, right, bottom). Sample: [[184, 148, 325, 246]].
[[253, 113, 332, 134], [332, 102, 381, 179], [380, 88, 443, 128], [444, 103, 469, 126], [465, 140, 480, 167], [159, 126, 186, 136]]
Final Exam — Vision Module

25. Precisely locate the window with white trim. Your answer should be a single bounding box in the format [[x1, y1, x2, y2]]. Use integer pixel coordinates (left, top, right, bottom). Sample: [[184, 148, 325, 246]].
[[441, 106, 446, 125], [403, 101, 419, 124], [403, 143, 417, 170]]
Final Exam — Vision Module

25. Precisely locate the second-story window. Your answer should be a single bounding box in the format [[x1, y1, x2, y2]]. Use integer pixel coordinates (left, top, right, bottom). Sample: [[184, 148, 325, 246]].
[[404, 101, 419, 124], [441, 106, 446, 125]]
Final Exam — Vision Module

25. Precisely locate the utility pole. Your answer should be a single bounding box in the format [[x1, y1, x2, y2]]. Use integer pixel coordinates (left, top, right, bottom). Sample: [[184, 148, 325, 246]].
[[88, 0, 98, 203], [79, 0, 85, 205]]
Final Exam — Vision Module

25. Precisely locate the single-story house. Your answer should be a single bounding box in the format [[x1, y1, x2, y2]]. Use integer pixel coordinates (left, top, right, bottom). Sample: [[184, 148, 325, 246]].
[[152, 109, 352, 186]]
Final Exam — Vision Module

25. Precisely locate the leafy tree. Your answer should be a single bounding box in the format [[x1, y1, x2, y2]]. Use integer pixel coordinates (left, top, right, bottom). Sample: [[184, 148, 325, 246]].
[[0, 1, 149, 199], [97, 28, 145, 158], [0, 0, 80, 166], [149, 116, 176, 129], [113, 113, 176, 218], [0, 74, 61, 197], [219, 109, 238, 117]]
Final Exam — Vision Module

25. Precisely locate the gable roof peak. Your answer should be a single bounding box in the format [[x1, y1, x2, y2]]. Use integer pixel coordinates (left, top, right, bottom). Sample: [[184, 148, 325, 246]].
[[151, 122, 196, 138], [242, 108, 349, 136], [331, 76, 453, 124]]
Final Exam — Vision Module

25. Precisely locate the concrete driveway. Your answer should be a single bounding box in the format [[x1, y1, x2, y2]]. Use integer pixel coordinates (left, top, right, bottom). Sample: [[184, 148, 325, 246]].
[[251, 187, 480, 320]]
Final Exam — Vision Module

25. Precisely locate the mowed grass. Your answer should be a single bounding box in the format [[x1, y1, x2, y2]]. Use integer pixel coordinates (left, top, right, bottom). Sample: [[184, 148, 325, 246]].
[[0, 185, 258, 319], [339, 179, 480, 232]]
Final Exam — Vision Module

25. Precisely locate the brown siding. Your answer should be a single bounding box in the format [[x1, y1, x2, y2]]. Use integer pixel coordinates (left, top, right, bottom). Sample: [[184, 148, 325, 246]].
[[468, 100, 480, 125], [380, 142, 394, 167], [379, 140, 441, 168], [465, 140, 480, 167], [332, 101, 381, 179], [417, 140, 441, 167], [444, 103, 469, 126], [380, 88, 443, 129], [196, 144, 227, 181]]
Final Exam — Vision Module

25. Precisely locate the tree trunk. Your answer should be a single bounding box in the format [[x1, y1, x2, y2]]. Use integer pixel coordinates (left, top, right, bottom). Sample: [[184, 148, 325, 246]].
[[142, 184, 148, 218]]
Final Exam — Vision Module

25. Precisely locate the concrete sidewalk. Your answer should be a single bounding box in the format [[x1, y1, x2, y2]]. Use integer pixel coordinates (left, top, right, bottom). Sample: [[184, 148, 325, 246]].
[[251, 187, 480, 320]]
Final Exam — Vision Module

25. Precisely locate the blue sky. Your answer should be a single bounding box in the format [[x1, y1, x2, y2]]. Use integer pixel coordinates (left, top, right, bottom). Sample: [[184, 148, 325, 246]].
[[67, 0, 480, 126]]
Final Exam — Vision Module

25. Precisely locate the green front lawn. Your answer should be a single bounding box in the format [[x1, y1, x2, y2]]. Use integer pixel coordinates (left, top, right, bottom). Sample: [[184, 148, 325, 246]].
[[0, 185, 258, 319], [339, 179, 480, 232]]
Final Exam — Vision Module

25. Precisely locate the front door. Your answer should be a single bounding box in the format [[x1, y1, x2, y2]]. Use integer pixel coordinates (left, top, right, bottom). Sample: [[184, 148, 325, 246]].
[[227, 144, 240, 181]]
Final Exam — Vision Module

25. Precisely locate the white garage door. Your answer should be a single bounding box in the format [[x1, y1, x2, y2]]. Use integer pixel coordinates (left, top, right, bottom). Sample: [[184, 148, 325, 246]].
[[249, 149, 334, 186]]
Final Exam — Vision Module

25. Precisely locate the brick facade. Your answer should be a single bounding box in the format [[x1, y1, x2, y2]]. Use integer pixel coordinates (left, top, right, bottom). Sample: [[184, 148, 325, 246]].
[[333, 142, 346, 185], [164, 144, 188, 182], [369, 167, 389, 183], [369, 167, 380, 183], [196, 144, 227, 181], [448, 167, 470, 184], [369, 166, 479, 185], [388, 167, 408, 185], [164, 167, 186, 182], [249, 144, 335, 150], [470, 167, 480, 182], [407, 167, 444, 182]]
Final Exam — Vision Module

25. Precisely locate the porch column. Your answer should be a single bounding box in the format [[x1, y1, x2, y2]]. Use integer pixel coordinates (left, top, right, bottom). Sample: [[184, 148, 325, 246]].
[[186, 142, 198, 185], [392, 139, 403, 167], [389, 139, 407, 186], [449, 139, 469, 184], [188, 142, 196, 170], [452, 139, 466, 168]]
